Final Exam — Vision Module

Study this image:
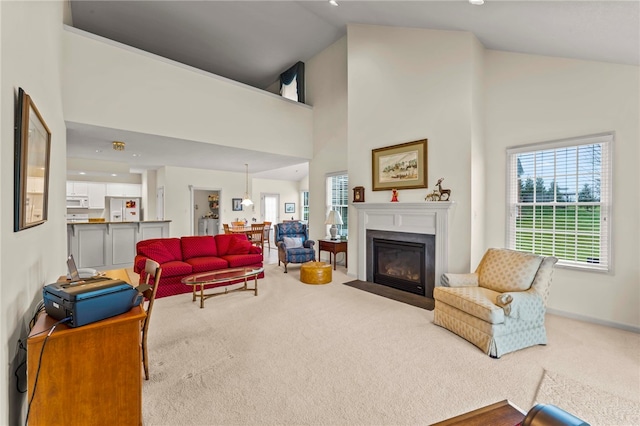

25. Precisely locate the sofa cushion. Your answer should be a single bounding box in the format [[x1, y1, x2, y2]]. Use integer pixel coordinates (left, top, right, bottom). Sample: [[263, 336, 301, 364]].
[[227, 237, 253, 255], [186, 256, 229, 273], [157, 260, 193, 278], [434, 286, 505, 324], [215, 234, 251, 256], [222, 253, 263, 268], [181, 236, 218, 259], [138, 241, 176, 264], [477, 249, 543, 292]]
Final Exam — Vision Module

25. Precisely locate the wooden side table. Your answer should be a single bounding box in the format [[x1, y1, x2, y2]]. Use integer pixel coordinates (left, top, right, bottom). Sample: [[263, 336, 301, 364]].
[[318, 239, 347, 270], [431, 399, 526, 426]]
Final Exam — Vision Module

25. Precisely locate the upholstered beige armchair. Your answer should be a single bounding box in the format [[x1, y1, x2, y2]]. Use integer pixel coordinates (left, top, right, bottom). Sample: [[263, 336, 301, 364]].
[[433, 248, 558, 358]]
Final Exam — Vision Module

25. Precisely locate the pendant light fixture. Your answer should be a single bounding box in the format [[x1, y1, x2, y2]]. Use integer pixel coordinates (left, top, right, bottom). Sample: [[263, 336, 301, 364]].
[[241, 163, 254, 206]]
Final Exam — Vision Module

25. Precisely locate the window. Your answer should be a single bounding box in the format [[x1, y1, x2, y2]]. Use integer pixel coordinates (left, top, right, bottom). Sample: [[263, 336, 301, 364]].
[[506, 133, 612, 272], [302, 191, 309, 222], [326, 173, 348, 237]]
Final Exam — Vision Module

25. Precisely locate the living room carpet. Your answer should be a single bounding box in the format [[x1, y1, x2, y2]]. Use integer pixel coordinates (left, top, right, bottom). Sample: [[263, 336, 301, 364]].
[[534, 370, 640, 426], [343, 279, 434, 310], [141, 263, 639, 425]]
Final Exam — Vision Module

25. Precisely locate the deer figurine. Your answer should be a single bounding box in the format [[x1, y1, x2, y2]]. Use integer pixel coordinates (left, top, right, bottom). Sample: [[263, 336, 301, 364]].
[[436, 178, 451, 201]]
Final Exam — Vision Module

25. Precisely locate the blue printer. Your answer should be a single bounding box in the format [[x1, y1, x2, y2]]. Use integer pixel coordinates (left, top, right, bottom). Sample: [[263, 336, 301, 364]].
[[43, 278, 142, 327]]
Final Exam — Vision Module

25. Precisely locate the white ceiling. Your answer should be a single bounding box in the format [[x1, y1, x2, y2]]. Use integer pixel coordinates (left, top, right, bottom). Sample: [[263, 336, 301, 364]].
[[67, 0, 640, 180]]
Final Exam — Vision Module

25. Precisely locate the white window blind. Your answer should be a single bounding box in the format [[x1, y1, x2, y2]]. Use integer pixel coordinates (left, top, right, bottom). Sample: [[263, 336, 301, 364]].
[[326, 173, 348, 237], [506, 133, 612, 272]]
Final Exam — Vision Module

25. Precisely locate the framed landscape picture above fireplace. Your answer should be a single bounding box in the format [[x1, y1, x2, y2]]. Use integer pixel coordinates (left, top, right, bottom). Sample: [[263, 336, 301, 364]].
[[372, 139, 428, 191]]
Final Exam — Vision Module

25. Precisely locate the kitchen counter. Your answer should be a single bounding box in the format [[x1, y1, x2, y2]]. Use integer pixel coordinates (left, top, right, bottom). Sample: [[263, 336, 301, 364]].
[[67, 220, 171, 270], [66, 219, 171, 225]]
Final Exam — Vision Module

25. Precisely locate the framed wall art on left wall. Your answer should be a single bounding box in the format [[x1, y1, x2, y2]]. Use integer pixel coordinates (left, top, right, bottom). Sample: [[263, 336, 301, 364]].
[[14, 87, 51, 231]]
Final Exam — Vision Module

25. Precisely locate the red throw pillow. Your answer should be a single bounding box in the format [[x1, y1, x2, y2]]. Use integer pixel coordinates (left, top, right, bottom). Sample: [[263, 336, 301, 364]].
[[138, 242, 175, 264], [227, 237, 252, 255]]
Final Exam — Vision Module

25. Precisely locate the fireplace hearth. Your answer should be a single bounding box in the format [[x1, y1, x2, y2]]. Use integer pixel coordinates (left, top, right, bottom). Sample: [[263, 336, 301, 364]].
[[366, 230, 435, 298]]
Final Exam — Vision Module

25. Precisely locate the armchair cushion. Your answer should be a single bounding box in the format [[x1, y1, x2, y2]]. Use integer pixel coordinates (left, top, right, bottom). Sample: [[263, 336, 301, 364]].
[[477, 248, 543, 292], [283, 237, 303, 248], [434, 286, 505, 324]]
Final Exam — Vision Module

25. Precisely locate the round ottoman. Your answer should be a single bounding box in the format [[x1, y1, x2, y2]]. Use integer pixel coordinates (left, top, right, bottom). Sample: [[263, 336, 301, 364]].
[[300, 261, 332, 285]]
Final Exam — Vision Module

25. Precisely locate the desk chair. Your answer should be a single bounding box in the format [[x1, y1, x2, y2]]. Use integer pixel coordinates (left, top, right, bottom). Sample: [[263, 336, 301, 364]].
[[141, 259, 162, 380]]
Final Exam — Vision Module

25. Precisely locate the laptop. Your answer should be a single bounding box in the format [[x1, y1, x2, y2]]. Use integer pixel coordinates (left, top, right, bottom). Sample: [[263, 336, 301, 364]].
[[66, 254, 111, 284]]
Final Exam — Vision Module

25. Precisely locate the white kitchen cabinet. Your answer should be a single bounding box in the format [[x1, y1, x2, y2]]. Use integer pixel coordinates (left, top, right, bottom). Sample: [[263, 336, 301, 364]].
[[66, 181, 89, 196], [87, 183, 106, 209], [106, 183, 141, 197]]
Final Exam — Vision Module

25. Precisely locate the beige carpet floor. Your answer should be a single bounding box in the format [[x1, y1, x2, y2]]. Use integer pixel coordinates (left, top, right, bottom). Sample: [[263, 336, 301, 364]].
[[535, 370, 640, 426], [140, 263, 640, 425]]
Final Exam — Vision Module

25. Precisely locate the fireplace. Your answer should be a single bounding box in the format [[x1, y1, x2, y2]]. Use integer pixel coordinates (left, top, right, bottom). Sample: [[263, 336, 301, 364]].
[[366, 230, 435, 298]]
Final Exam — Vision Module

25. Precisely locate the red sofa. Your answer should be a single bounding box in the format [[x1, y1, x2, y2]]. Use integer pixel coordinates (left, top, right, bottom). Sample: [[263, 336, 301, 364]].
[[134, 234, 264, 298]]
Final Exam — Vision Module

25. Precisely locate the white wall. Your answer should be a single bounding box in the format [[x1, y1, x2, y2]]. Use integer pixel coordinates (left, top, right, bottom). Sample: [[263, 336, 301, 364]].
[[62, 27, 313, 159], [253, 178, 302, 223], [305, 36, 348, 243], [346, 24, 482, 274], [1, 1, 67, 423], [160, 167, 302, 237], [484, 51, 640, 328]]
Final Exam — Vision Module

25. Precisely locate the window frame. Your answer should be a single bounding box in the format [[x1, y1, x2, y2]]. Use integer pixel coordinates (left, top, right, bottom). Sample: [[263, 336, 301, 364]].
[[326, 172, 349, 238], [505, 132, 613, 273]]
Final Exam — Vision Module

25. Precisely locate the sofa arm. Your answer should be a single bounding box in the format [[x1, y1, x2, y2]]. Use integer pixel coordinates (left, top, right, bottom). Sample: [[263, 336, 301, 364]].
[[499, 289, 545, 320], [133, 255, 148, 274], [441, 273, 478, 287], [304, 240, 315, 249]]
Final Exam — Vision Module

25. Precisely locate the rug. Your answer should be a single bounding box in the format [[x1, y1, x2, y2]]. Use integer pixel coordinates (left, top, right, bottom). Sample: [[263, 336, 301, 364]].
[[343, 279, 434, 310], [534, 370, 640, 426]]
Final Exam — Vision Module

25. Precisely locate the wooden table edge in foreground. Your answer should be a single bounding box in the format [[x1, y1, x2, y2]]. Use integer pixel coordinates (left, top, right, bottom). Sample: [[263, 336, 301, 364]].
[[431, 399, 526, 426], [27, 269, 145, 426], [182, 267, 264, 308]]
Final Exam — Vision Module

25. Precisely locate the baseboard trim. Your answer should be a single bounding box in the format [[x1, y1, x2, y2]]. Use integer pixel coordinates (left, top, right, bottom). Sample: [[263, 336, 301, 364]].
[[547, 308, 640, 333]]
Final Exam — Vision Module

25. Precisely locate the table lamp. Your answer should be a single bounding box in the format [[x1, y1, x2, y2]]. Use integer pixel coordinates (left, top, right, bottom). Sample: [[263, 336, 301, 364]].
[[325, 210, 343, 240]]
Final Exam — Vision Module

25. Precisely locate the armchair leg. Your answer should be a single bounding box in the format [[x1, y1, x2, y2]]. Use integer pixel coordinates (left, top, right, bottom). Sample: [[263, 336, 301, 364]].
[[284, 263, 288, 273]]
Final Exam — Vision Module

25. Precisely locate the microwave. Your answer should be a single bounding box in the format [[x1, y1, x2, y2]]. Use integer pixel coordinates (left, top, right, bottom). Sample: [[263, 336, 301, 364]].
[[66, 196, 89, 209]]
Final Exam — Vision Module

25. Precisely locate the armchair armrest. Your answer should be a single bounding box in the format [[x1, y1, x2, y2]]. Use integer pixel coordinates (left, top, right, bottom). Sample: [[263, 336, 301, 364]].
[[498, 289, 545, 320], [441, 273, 478, 287], [304, 240, 315, 249]]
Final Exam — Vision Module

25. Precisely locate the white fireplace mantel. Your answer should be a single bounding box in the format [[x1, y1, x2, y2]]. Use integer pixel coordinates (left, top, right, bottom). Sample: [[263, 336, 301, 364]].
[[352, 202, 454, 286]]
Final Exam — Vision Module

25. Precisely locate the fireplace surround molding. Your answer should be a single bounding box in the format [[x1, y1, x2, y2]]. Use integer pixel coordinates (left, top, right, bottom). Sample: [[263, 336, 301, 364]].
[[353, 202, 454, 288]]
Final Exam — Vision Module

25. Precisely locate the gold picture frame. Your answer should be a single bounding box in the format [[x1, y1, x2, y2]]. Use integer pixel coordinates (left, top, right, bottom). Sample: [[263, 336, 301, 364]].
[[14, 88, 51, 231], [372, 139, 427, 191]]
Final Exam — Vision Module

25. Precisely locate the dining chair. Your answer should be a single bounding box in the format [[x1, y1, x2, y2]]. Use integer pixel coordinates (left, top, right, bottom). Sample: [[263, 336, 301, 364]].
[[263, 221, 272, 251], [231, 221, 245, 228], [249, 223, 265, 257], [223, 223, 231, 234], [141, 259, 162, 380]]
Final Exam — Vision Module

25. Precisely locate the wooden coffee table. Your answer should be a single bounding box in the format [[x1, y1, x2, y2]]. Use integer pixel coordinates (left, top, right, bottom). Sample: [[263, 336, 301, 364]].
[[181, 267, 263, 308]]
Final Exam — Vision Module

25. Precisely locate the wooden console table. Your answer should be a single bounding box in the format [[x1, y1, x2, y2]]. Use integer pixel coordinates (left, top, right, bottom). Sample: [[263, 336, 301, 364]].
[[431, 399, 526, 426], [318, 239, 348, 270], [27, 269, 145, 425]]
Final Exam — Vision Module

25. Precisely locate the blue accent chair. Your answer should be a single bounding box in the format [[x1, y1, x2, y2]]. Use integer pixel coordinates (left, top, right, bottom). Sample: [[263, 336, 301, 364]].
[[274, 222, 316, 273]]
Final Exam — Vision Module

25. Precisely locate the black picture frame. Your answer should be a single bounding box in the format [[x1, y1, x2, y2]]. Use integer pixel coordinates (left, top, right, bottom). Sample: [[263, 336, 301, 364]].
[[284, 202, 295, 213], [14, 87, 51, 232], [232, 198, 243, 211]]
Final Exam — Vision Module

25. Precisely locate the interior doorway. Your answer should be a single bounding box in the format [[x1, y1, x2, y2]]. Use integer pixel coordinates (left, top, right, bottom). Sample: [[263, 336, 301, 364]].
[[190, 187, 221, 236]]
